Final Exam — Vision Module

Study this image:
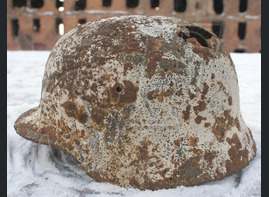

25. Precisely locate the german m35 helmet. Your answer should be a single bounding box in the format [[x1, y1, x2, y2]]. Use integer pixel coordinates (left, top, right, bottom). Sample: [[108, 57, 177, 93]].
[[15, 15, 256, 190]]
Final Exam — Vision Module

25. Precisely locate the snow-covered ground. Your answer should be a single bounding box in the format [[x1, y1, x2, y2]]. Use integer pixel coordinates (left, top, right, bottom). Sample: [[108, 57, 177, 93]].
[[7, 51, 261, 197]]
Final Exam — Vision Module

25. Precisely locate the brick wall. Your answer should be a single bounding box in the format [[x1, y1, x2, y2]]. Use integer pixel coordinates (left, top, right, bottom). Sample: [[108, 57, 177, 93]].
[[7, 0, 261, 52]]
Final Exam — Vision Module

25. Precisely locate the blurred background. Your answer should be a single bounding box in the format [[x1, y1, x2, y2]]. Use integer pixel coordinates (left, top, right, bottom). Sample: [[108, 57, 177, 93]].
[[7, 0, 260, 52]]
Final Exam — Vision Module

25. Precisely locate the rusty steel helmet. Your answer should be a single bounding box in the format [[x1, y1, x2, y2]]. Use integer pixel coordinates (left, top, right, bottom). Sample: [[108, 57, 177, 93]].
[[15, 15, 256, 190]]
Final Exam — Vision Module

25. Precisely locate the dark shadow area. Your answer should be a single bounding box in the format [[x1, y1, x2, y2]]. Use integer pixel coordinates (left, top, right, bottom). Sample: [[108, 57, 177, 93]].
[[174, 0, 187, 12], [33, 19, 40, 32], [75, 0, 86, 10], [234, 49, 245, 53], [103, 0, 111, 7], [55, 18, 63, 34], [31, 0, 44, 8], [13, 0, 26, 7], [56, 0, 63, 8], [126, 0, 139, 8], [212, 21, 224, 39], [239, 0, 247, 12], [151, 0, 159, 8], [238, 22, 246, 40], [11, 19, 19, 37], [179, 26, 213, 47], [214, 0, 223, 14], [78, 18, 86, 25]]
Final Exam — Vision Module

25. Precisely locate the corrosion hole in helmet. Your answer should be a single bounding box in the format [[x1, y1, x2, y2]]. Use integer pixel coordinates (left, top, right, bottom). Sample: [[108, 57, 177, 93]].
[[179, 26, 213, 48], [117, 87, 123, 93], [170, 178, 173, 180]]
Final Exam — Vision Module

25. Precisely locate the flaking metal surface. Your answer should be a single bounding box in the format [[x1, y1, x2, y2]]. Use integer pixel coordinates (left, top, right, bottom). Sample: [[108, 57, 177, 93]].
[[14, 15, 256, 190]]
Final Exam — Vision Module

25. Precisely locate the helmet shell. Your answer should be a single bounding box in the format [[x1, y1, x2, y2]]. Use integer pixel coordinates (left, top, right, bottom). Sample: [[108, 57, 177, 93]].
[[15, 15, 256, 190]]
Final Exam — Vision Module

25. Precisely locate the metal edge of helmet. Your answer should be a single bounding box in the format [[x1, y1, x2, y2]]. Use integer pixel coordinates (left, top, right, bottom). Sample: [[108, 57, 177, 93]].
[[14, 15, 256, 190]]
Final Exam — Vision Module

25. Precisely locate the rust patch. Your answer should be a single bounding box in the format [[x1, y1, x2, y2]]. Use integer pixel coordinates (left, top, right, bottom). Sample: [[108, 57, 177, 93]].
[[78, 112, 87, 124], [212, 116, 228, 142], [91, 107, 107, 125], [159, 60, 187, 75], [138, 156, 204, 189], [211, 73, 215, 79], [228, 96, 233, 106], [136, 139, 151, 162], [158, 89, 174, 102], [226, 133, 250, 175], [188, 135, 199, 147], [176, 88, 183, 97], [41, 126, 56, 142], [129, 178, 140, 188], [145, 61, 158, 79], [204, 150, 217, 167], [182, 105, 191, 123], [204, 122, 211, 127], [234, 117, 241, 131], [62, 101, 78, 117], [62, 101, 88, 123], [192, 47, 214, 64], [145, 37, 163, 78], [174, 138, 183, 147], [146, 89, 159, 101], [146, 88, 173, 102], [162, 88, 173, 97], [252, 141, 257, 153], [202, 82, 209, 95], [211, 109, 238, 142], [177, 156, 203, 185], [195, 115, 206, 124], [123, 62, 133, 75], [104, 123, 117, 142], [193, 100, 207, 115], [189, 90, 195, 100]]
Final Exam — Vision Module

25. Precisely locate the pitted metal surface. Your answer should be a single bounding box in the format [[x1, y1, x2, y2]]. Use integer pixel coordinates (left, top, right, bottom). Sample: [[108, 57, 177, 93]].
[[14, 15, 256, 190]]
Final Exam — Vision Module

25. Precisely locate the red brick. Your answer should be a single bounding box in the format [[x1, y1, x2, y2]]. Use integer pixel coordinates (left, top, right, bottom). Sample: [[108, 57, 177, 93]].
[[7, 0, 261, 52]]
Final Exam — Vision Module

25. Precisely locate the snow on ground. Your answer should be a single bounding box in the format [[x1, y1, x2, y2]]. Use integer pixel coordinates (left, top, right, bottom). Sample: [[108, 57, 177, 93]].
[[7, 51, 261, 197]]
